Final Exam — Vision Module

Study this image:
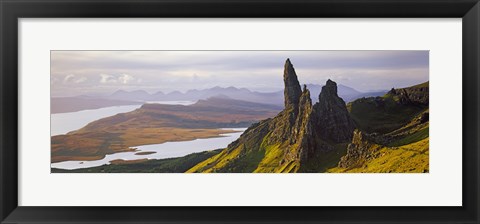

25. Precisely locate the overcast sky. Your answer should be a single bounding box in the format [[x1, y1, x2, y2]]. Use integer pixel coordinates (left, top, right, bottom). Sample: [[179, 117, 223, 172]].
[[51, 51, 429, 97]]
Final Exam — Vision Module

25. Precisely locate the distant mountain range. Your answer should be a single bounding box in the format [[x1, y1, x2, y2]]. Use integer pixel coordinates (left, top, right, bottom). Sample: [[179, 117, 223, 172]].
[[305, 84, 387, 103], [106, 85, 387, 105], [107, 87, 284, 105], [52, 85, 387, 114]]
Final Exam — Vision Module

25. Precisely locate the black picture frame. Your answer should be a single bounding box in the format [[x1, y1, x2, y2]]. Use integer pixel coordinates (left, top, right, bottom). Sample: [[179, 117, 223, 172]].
[[1, 0, 479, 223]]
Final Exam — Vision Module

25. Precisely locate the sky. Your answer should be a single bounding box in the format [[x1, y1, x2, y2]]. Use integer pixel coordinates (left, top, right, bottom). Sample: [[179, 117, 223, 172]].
[[51, 51, 429, 97]]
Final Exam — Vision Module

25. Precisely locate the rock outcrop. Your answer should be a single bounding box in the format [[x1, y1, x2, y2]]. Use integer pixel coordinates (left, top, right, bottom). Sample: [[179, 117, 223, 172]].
[[296, 80, 355, 164], [188, 59, 356, 173], [311, 79, 356, 143], [338, 129, 375, 168], [388, 82, 429, 105]]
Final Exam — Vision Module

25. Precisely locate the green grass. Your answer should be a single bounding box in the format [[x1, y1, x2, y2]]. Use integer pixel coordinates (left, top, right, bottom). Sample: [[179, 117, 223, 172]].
[[218, 147, 266, 173], [253, 143, 282, 173], [186, 150, 227, 173], [328, 138, 429, 173], [188, 130, 277, 173], [52, 149, 222, 173], [211, 132, 284, 173], [299, 143, 349, 172], [348, 96, 426, 134], [388, 127, 429, 147]]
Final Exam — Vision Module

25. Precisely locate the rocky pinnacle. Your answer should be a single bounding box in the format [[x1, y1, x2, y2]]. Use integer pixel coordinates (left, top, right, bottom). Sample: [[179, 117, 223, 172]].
[[283, 58, 302, 109], [200, 59, 356, 172], [313, 79, 356, 143]]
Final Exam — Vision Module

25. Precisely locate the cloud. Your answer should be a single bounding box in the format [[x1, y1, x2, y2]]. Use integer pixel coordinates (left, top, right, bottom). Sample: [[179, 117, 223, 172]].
[[99, 73, 135, 84], [74, 77, 87, 83], [99, 73, 117, 84], [63, 74, 75, 83], [51, 51, 429, 95], [62, 74, 88, 84], [118, 74, 134, 84]]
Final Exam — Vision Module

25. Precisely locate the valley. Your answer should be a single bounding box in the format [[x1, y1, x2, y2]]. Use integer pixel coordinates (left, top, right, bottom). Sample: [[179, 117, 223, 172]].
[[51, 98, 280, 163]]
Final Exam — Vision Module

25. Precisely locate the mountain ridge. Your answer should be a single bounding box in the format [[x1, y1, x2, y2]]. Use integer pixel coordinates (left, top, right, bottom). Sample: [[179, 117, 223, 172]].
[[106, 84, 386, 105], [52, 83, 388, 114]]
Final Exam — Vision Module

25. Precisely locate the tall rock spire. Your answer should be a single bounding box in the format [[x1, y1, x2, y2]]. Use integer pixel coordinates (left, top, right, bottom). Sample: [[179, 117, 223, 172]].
[[312, 79, 355, 143], [283, 58, 302, 109]]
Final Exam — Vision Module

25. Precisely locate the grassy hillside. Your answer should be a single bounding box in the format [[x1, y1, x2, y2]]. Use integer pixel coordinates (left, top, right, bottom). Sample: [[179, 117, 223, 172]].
[[388, 127, 429, 147], [187, 131, 350, 173], [330, 106, 429, 173], [187, 123, 274, 173], [328, 137, 429, 173], [187, 139, 349, 173], [299, 143, 349, 173], [348, 81, 428, 134], [348, 95, 425, 134], [347, 82, 429, 134], [187, 141, 301, 173]]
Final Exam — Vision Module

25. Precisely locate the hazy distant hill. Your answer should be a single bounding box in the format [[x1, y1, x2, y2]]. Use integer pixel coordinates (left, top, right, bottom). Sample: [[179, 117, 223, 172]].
[[109, 90, 151, 101], [306, 84, 386, 103], [51, 97, 139, 114], [105, 85, 386, 106], [108, 86, 284, 105]]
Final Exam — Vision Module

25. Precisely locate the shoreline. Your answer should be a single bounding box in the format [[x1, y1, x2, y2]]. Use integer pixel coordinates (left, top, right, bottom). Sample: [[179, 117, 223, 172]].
[[51, 128, 245, 164]]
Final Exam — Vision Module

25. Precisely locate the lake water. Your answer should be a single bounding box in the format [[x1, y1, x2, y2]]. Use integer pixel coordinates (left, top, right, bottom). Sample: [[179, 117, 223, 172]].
[[50, 128, 246, 170], [51, 100, 195, 136]]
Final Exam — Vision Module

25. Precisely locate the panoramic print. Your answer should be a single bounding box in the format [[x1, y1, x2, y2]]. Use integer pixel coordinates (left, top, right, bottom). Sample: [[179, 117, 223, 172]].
[[51, 51, 429, 173]]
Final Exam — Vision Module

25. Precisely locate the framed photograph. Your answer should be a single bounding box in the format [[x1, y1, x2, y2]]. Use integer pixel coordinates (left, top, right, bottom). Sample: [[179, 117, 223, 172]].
[[1, 0, 479, 223]]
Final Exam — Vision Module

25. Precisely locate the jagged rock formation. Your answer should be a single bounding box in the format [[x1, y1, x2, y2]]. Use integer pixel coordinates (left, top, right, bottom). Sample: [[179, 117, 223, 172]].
[[283, 59, 303, 109], [312, 79, 356, 143], [188, 59, 355, 173], [388, 82, 429, 105], [296, 80, 355, 164], [338, 129, 376, 168]]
